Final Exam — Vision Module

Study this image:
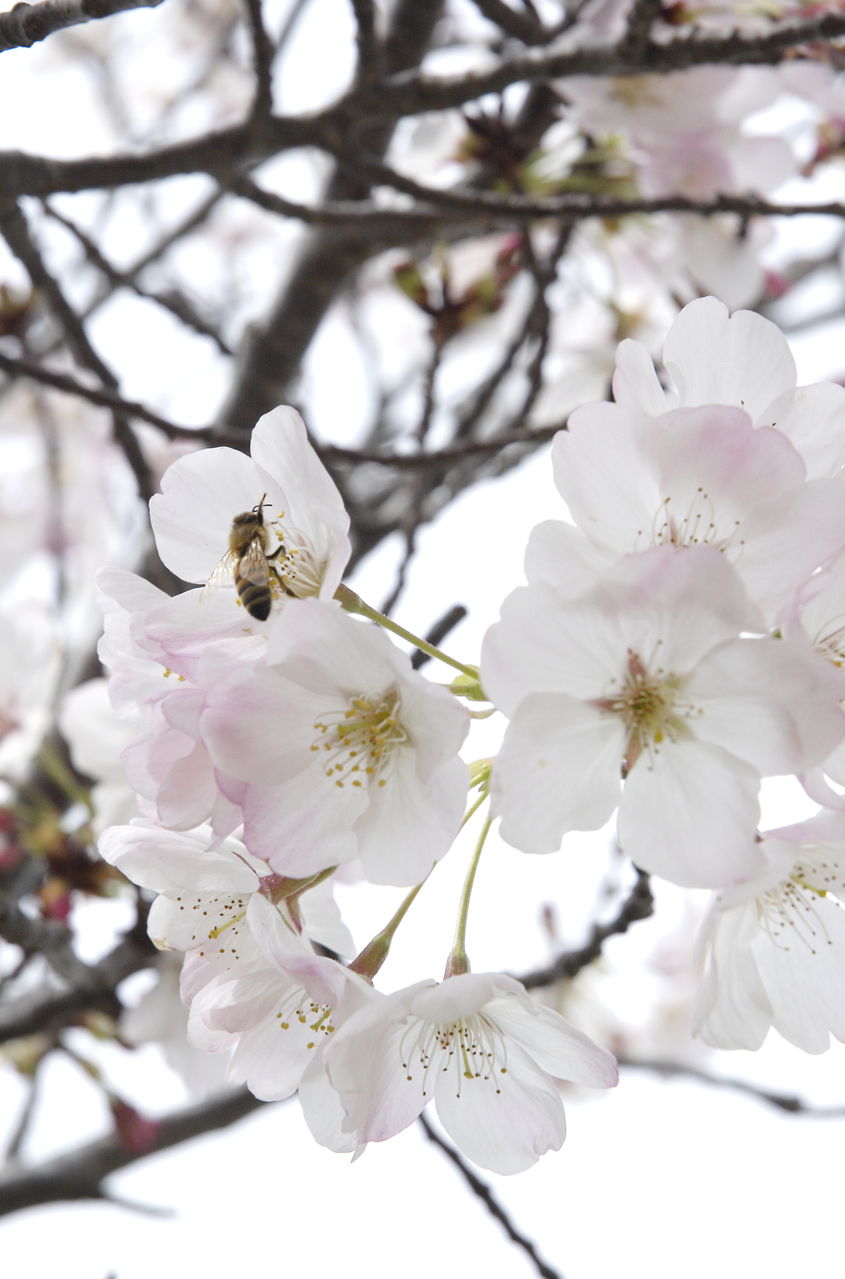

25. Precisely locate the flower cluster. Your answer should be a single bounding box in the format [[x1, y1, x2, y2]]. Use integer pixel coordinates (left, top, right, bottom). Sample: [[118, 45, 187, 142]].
[[97, 405, 617, 1174], [96, 302, 845, 1174], [483, 296, 845, 1053]]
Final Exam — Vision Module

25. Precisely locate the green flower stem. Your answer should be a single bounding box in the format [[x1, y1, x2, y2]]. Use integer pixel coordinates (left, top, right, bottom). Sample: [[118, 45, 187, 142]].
[[349, 879, 428, 980], [445, 808, 493, 979], [335, 584, 476, 679]]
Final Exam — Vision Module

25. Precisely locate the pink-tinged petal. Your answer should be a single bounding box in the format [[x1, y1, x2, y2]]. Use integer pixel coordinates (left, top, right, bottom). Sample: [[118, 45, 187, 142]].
[[99, 824, 257, 894], [228, 992, 324, 1101], [690, 638, 845, 775], [409, 973, 520, 1022], [493, 694, 624, 854], [355, 752, 467, 886], [434, 1041, 566, 1175], [757, 895, 845, 1052], [662, 296, 795, 419], [199, 968, 283, 1033], [156, 740, 218, 830], [524, 520, 613, 594], [488, 997, 618, 1088], [766, 382, 845, 478], [603, 546, 762, 672], [692, 903, 773, 1050], [298, 1056, 360, 1154], [246, 893, 310, 966], [266, 599, 398, 698], [612, 338, 673, 414], [202, 675, 322, 785], [324, 984, 436, 1142], [733, 474, 845, 618], [241, 771, 364, 873], [482, 585, 624, 714], [150, 446, 275, 584], [619, 738, 763, 887], [249, 407, 350, 566], [552, 404, 663, 552], [655, 408, 805, 528]]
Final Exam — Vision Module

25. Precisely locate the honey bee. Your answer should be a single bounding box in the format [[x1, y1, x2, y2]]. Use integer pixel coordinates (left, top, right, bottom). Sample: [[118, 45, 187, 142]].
[[204, 494, 286, 621]]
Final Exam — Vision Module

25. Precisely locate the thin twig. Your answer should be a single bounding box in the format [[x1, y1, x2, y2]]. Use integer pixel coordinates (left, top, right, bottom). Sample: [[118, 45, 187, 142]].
[[518, 869, 654, 990], [418, 1113, 565, 1279], [620, 1056, 845, 1118]]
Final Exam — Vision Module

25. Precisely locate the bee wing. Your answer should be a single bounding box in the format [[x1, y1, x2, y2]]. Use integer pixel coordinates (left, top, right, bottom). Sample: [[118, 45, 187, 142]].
[[239, 537, 271, 585], [202, 549, 240, 601]]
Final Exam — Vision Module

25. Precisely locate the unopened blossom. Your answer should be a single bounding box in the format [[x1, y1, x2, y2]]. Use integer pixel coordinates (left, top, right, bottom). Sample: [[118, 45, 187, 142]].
[[149, 405, 350, 613], [202, 599, 470, 886], [482, 546, 845, 887], [322, 970, 618, 1175], [548, 399, 845, 621], [612, 295, 845, 478], [693, 811, 845, 1052]]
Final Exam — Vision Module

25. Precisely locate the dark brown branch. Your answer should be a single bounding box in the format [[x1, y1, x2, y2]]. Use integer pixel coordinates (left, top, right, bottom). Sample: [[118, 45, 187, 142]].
[[0, 348, 208, 439], [0, 0, 164, 52], [418, 1113, 564, 1279], [0, 929, 156, 1045], [217, 0, 446, 431], [349, 0, 381, 83], [1, 204, 154, 500], [242, 0, 274, 118], [0, 1087, 268, 1217], [375, 11, 845, 115], [620, 1056, 845, 1118], [468, 0, 546, 45], [344, 157, 845, 224], [0, 115, 319, 201], [42, 201, 232, 356], [518, 868, 654, 990]]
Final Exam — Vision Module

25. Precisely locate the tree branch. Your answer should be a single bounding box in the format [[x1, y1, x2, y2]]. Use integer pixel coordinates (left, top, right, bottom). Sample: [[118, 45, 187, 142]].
[[518, 868, 654, 990], [0, 1087, 268, 1217], [419, 1113, 565, 1279], [0, 0, 164, 53]]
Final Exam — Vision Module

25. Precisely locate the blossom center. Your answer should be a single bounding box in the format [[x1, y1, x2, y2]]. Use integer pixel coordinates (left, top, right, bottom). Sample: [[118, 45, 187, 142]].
[[274, 988, 335, 1049], [594, 647, 695, 773], [399, 1013, 508, 1098], [758, 855, 843, 956], [648, 487, 743, 553], [813, 617, 845, 669], [312, 690, 407, 789]]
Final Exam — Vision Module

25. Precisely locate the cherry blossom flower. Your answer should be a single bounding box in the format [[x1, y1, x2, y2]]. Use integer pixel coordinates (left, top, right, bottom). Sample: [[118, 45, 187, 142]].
[[482, 546, 845, 887], [98, 820, 353, 977], [563, 68, 795, 200], [322, 970, 618, 1175], [202, 599, 470, 885], [693, 811, 845, 1052], [149, 405, 350, 611], [612, 295, 845, 478], [548, 399, 845, 621]]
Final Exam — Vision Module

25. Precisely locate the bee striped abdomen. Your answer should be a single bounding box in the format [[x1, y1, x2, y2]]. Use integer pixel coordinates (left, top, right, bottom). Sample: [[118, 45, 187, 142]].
[[235, 571, 272, 620]]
